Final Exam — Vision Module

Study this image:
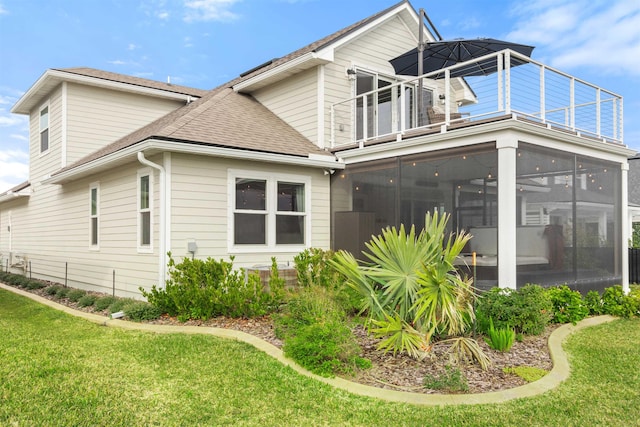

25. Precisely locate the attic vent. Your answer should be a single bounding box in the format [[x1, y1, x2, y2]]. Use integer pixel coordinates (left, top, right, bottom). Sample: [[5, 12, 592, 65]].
[[239, 58, 279, 77]]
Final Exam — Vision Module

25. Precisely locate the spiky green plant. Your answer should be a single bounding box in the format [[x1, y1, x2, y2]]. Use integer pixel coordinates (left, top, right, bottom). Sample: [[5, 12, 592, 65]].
[[332, 211, 488, 368]]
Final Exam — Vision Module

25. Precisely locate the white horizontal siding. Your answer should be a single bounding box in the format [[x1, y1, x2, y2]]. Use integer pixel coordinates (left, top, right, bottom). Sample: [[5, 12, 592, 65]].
[[0, 160, 160, 298], [169, 153, 330, 269], [65, 83, 184, 165], [252, 69, 318, 144], [29, 86, 63, 183]]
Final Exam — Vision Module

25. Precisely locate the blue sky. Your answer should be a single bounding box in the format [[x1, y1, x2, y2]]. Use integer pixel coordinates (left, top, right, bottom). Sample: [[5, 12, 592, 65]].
[[1, 0, 639, 192]]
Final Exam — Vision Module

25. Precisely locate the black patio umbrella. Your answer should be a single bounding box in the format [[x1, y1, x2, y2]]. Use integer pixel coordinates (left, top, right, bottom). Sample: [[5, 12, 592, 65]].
[[389, 38, 535, 78]]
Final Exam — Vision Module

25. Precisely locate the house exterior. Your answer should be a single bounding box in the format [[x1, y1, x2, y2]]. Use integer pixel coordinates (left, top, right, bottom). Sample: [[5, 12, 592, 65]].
[[0, 1, 633, 298]]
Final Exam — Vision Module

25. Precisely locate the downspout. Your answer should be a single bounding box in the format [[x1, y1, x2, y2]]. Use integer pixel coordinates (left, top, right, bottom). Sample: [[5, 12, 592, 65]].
[[137, 152, 167, 288]]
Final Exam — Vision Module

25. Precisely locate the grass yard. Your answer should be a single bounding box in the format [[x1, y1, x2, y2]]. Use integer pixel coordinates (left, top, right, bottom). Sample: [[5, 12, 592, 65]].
[[1, 288, 639, 427]]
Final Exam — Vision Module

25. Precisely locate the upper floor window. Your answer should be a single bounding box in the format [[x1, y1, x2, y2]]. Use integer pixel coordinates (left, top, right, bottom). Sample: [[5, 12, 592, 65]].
[[89, 183, 99, 248], [39, 104, 49, 153], [229, 169, 309, 251], [138, 171, 152, 251]]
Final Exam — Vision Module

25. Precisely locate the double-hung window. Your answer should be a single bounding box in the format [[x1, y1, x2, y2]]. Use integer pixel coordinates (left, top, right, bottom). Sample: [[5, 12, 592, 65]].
[[138, 171, 152, 251], [89, 183, 99, 248], [230, 170, 309, 250], [39, 103, 49, 153]]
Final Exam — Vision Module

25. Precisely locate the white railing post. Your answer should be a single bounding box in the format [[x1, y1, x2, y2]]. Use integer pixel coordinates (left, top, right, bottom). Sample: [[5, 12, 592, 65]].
[[596, 88, 601, 138], [504, 50, 511, 115], [330, 104, 335, 148], [362, 94, 368, 142], [400, 82, 406, 134], [444, 69, 451, 124], [497, 53, 504, 112], [570, 77, 575, 130], [539, 65, 546, 121]]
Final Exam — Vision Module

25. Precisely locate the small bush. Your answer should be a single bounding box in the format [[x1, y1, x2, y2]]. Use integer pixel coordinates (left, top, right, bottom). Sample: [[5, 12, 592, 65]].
[[77, 294, 97, 308], [123, 302, 162, 322], [503, 366, 548, 382], [584, 290, 603, 315], [26, 280, 46, 290], [546, 285, 589, 324], [602, 285, 639, 318], [108, 298, 135, 314], [45, 285, 62, 296], [476, 285, 552, 335], [94, 296, 118, 311], [67, 289, 87, 303], [423, 366, 469, 393], [142, 253, 284, 321], [12, 275, 30, 288], [485, 318, 515, 352], [54, 287, 70, 299]]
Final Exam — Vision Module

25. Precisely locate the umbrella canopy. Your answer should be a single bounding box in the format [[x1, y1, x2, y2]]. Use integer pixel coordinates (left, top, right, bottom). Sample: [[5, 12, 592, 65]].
[[389, 38, 535, 78]]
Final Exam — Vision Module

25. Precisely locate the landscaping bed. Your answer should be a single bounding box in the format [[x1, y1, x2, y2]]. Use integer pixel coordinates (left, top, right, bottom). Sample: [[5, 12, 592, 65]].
[[15, 282, 554, 394]]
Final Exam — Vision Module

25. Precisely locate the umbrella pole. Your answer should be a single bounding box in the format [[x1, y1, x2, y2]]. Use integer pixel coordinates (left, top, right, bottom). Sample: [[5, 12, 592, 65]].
[[417, 8, 424, 126]]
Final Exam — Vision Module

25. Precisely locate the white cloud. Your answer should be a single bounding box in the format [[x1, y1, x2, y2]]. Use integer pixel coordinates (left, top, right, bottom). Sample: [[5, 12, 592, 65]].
[[0, 3, 7, 15], [10, 133, 28, 141], [0, 115, 23, 127], [0, 149, 29, 192], [157, 10, 169, 20], [128, 43, 139, 50], [107, 59, 127, 65], [507, 0, 640, 76], [183, 0, 241, 23]]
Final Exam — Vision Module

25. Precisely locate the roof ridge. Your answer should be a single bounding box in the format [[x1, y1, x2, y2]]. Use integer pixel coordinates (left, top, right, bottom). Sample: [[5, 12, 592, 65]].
[[53, 67, 209, 97]]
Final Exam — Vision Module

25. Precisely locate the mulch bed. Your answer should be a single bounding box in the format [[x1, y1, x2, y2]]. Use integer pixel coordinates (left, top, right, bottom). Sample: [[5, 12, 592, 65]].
[[25, 285, 557, 394]]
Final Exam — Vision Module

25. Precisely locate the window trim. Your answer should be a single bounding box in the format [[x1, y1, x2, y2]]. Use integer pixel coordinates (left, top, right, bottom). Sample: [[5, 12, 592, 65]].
[[137, 169, 153, 253], [39, 101, 50, 155], [89, 182, 99, 250], [228, 169, 311, 253]]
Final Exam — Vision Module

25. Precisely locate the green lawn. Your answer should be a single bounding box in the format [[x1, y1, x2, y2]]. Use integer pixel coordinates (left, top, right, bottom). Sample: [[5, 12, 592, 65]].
[[1, 288, 639, 427]]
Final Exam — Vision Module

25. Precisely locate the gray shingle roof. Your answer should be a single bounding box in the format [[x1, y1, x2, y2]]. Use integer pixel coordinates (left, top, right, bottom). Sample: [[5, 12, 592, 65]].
[[53, 1, 411, 176], [55, 67, 209, 98]]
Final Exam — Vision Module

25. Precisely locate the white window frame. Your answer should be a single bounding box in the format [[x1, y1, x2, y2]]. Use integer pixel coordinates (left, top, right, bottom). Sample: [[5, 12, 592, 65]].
[[39, 101, 50, 154], [137, 169, 153, 253], [227, 169, 311, 253], [89, 182, 100, 250]]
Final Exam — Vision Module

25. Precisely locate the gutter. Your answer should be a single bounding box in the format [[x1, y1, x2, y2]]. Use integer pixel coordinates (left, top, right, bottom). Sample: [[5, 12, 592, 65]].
[[44, 139, 342, 185], [137, 152, 169, 288], [0, 189, 32, 204]]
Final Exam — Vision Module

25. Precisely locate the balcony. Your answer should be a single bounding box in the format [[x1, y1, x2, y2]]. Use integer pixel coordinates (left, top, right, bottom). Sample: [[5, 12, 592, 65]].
[[330, 50, 623, 149]]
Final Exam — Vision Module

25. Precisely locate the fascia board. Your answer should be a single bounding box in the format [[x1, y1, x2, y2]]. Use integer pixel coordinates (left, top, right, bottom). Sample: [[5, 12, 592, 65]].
[[233, 52, 331, 92], [45, 139, 343, 184]]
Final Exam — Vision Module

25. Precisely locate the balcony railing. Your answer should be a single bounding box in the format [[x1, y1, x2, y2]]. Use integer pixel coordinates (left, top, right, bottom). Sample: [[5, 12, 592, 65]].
[[330, 50, 623, 149]]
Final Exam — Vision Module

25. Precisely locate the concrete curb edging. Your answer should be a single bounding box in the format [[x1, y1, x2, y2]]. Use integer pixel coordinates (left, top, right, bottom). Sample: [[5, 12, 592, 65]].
[[1, 282, 617, 406]]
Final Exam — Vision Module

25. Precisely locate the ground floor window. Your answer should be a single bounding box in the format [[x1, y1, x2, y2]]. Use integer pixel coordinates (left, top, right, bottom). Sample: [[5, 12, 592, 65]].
[[138, 170, 152, 251], [229, 170, 309, 251], [89, 183, 99, 248]]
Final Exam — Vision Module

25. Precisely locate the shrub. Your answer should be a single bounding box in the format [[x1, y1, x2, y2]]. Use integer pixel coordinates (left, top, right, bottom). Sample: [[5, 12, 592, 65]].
[[281, 319, 366, 377], [108, 298, 135, 314], [77, 294, 97, 308], [67, 289, 87, 303], [423, 366, 469, 393], [485, 318, 515, 352], [142, 253, 283, 321], [331, 211, 483, 364], [123, 302, 162, 322], [294, 248, 344, 289], [503, 366, 548, 382], [45, 285, 62, 296], [54, 287, 70, 300], [546, 285, 589, 324], [26, 280, 46, 290], [584, 290, 604, 315], [94, 296, 118, 311], [602, 285, 639, 318], [12, 275, 30, 288], [476, 285, 552, 335]]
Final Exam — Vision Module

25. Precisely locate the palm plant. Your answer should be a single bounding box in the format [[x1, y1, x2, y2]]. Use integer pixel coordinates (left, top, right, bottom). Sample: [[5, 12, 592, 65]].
[[332, 211, 490, 369]]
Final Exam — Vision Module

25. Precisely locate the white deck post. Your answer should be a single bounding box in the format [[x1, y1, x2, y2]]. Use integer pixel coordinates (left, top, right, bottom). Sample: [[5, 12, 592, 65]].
[[497, 135, 518, 289], [622, 162, 629, 293]]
